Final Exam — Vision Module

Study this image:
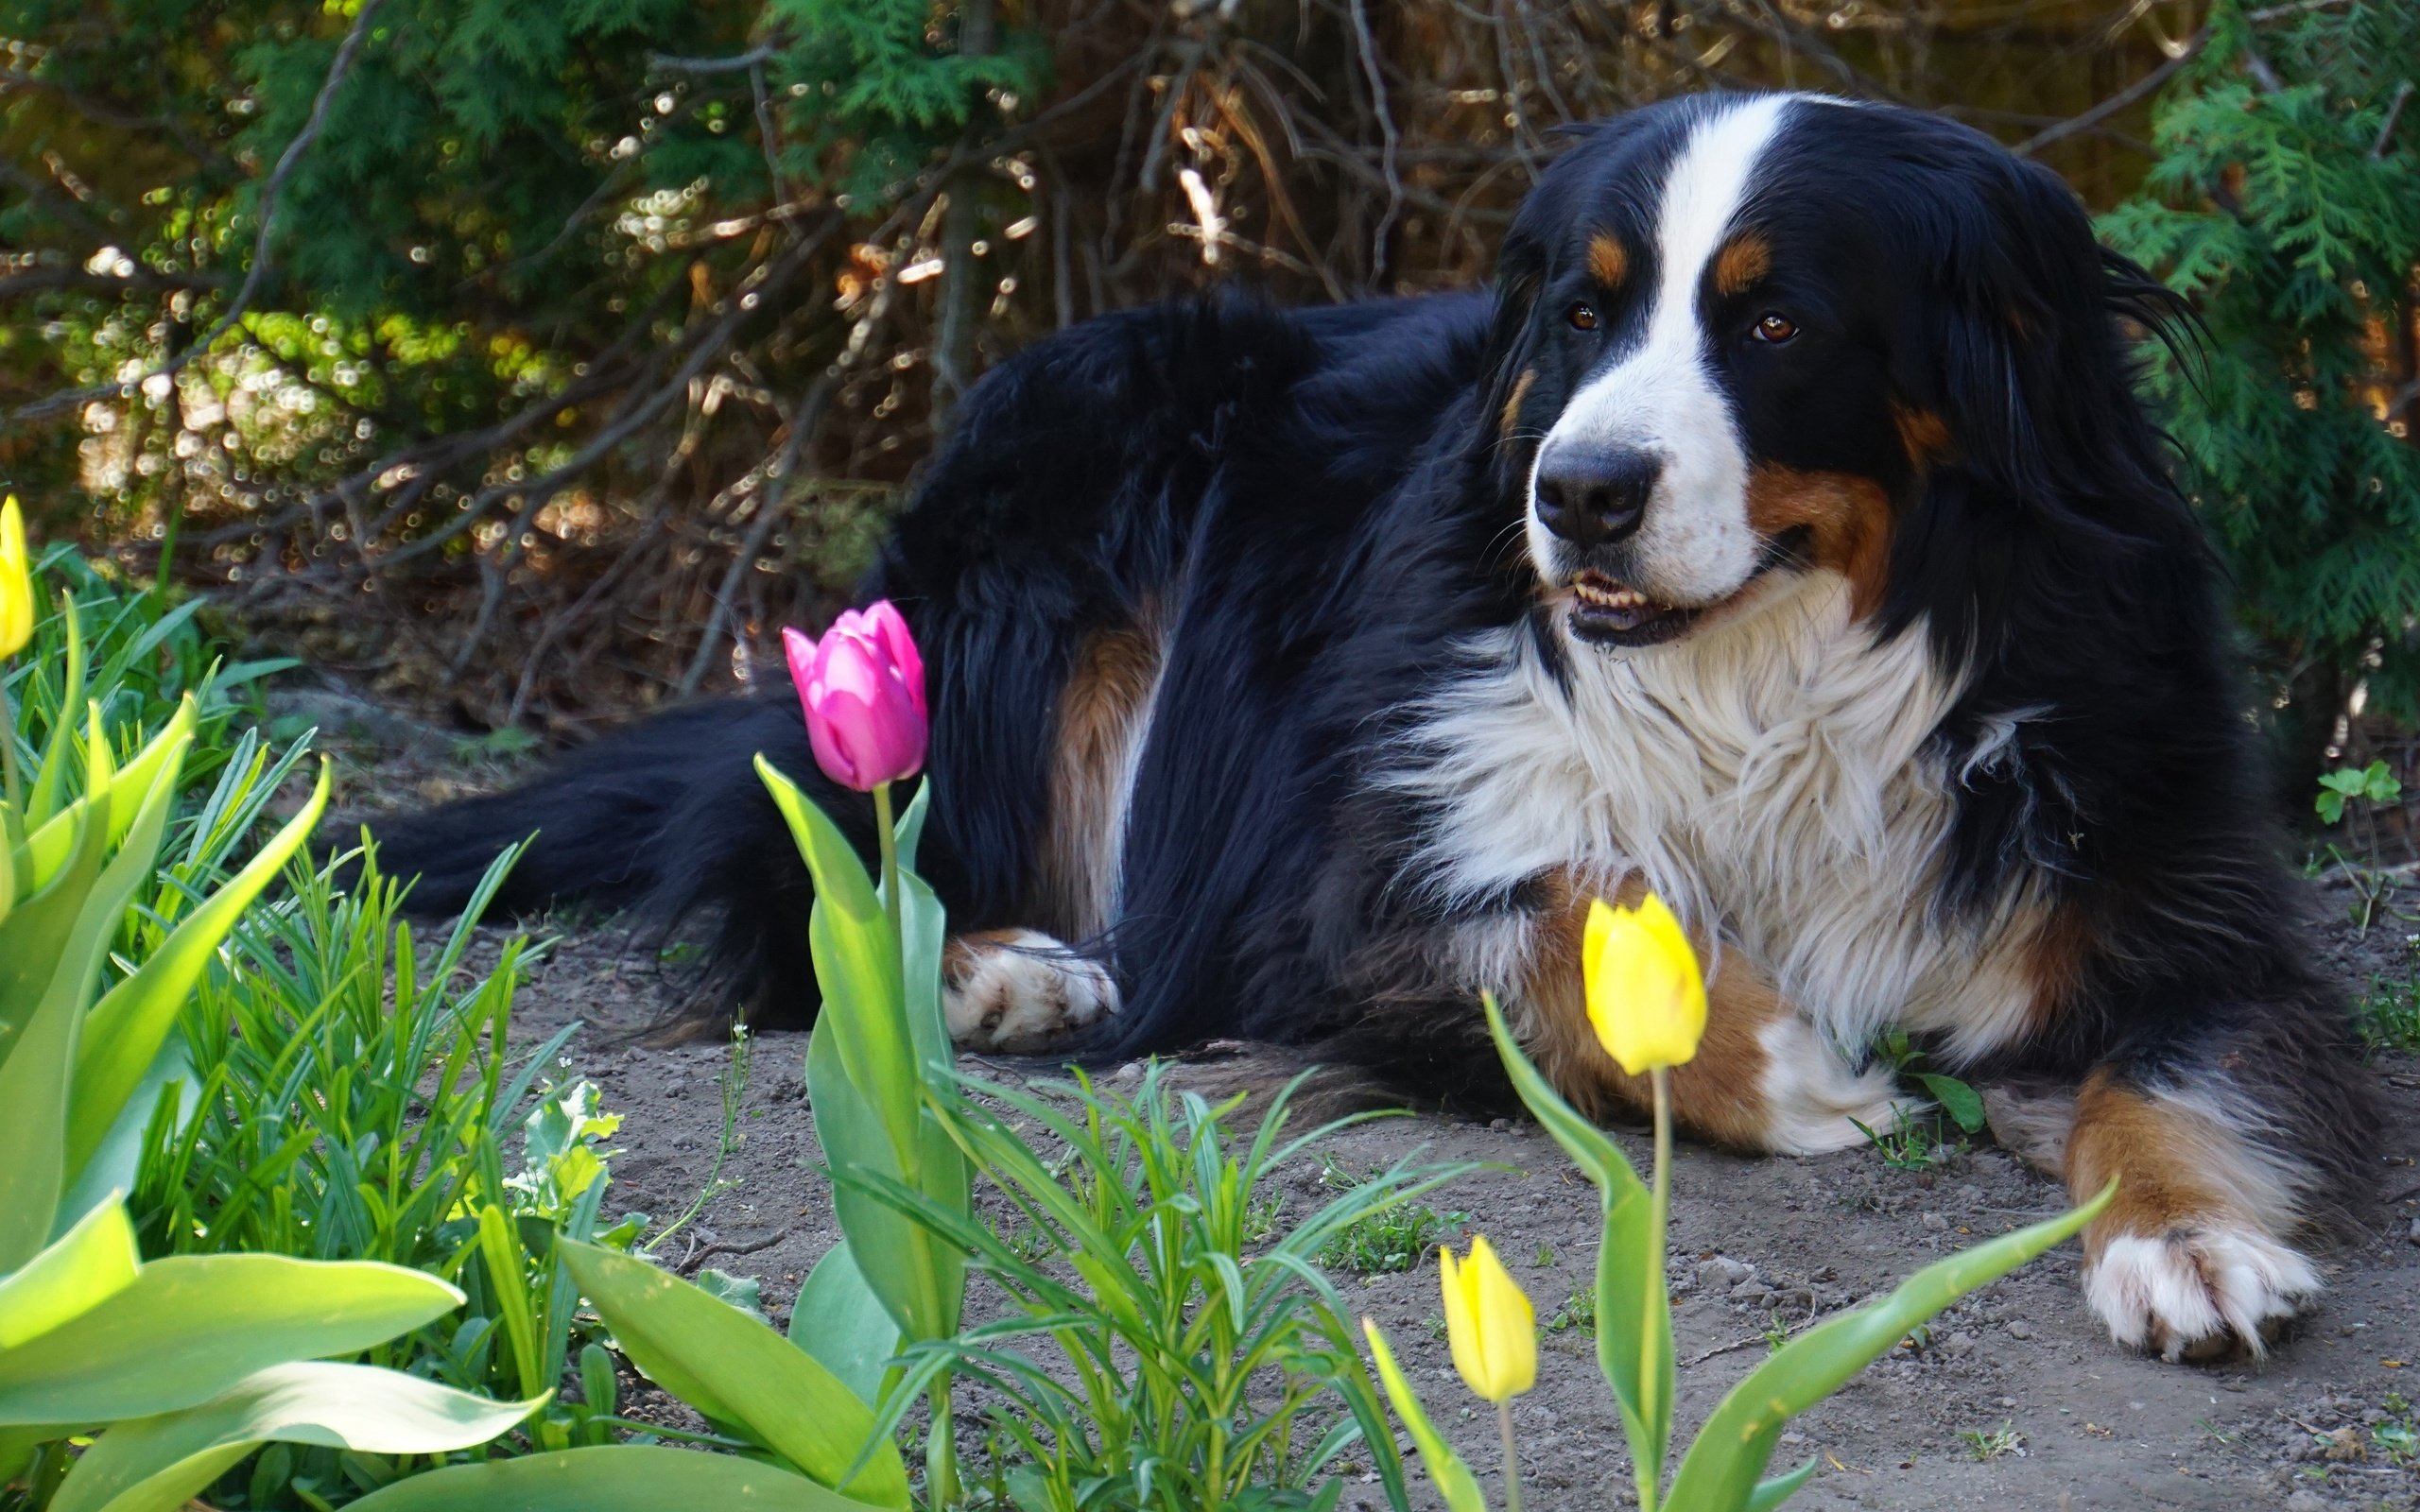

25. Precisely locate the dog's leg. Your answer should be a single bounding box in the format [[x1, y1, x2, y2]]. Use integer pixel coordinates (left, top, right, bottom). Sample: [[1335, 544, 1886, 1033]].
[[941, 928, 1121, 1053], [1516, 879, 1910, 1153], [2052, 988, 2371, 1360]]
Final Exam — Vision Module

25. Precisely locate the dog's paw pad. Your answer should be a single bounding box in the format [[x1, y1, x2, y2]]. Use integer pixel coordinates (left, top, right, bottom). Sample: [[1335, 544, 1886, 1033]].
[[942, 929, 1118, 1053], [2084, 1225, 2319, 1362]]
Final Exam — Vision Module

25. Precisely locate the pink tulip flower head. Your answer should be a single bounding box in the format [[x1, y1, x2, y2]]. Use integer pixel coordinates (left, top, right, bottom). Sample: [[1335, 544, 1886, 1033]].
[[783, 600, 928, 792]]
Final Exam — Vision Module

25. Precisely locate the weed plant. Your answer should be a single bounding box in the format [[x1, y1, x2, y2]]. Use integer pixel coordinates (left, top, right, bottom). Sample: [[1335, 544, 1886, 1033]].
[[1313, 1156, 1463, 1276], [862, 1064, 1477, 1512]]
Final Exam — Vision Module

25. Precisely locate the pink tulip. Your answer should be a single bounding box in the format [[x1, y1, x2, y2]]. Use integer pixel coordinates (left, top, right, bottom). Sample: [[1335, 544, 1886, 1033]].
[[783, 601, 928, 792]]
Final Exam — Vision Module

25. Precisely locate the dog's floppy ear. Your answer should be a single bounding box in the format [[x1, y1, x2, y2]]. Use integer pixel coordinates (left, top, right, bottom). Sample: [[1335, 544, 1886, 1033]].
[[1473, 224, 1548, 500], [1879, 145, 2203, 652], [1894, 149, 2195, 532]]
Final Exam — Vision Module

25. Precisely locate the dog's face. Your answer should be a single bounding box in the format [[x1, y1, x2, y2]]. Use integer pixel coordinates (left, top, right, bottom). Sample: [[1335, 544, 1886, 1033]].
[[1488, 94, 2131, 652]]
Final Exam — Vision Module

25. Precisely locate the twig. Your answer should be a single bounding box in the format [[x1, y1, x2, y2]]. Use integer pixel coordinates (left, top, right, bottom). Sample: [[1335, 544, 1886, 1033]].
[[648, 44, 779, 75], [2375, 80, 2415, 159], [8, 0, 389, 424], [1346, 0, 1402, 286], [2017, 0, 2354, 158], [679, 1228, 791, 1275]]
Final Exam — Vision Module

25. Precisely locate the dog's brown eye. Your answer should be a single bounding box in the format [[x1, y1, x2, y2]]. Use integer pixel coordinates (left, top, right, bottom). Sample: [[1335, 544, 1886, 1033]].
[[1754, 312, 1799, 344], [1568, 303, 1599, 332]]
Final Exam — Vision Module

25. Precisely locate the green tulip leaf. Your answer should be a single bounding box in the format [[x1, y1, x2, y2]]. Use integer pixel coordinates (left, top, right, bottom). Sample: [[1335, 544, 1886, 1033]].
[[1360, 1321, 1489, 1512], [65, 762, 329, 1180], [0, 1254, 464, 1425], [50, 1362, 544, 1512], [1663, 1180, 2115, 1512], [1746, 1457, 1820, 1511], [805, 1025, 964, 1345], [0, 1199, 139, 1349], [788, 1239, 903, 1407], [756, 758, 916, 1158], [344, 1444, 884, 1511], [1482, 993, 1669, 1490], [557, 1238, 908, 1504]]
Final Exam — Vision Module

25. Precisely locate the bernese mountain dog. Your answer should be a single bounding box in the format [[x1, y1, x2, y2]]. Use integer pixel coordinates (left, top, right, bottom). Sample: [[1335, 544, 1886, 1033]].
[[380, 92, 2374, 1361]]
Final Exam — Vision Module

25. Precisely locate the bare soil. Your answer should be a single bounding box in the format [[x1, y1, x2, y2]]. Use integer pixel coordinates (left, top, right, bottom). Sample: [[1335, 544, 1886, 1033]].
[[306, 683, 2420, 1512]]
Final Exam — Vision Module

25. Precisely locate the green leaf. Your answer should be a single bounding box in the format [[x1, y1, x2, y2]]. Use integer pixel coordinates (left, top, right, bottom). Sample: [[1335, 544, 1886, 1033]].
[[788, 1239, 903, 1407], [1745, 1456, 1819, 1511], [1663, 1181, 2116, 1512], [1481, 994, 1668, 1491], [50, 1363, 543, 1512], [344, 1444, 881, 1511], [805, 1022, 964, 1344], [1359, 1321, 1489, 1512], [65, 762, 330, 1180], [0, 1200, 140, 1349], [556, 1238, 908, 1505], [755, 757, 916, 1163], [1910, 1074, 1986, 1135], [0, 1254, 464, 1425]]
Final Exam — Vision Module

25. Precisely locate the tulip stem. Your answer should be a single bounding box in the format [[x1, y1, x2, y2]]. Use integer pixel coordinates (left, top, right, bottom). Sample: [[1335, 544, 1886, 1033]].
[[1497, 1400, 1524, 1512], [1639, 1065, 1674, 1512], [0, 679, 21, 818], [873, 780, 901, 944]]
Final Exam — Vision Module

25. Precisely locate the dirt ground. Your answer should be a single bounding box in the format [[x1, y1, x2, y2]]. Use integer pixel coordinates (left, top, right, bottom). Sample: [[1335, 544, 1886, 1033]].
[[306, 684, 2420, 1512]]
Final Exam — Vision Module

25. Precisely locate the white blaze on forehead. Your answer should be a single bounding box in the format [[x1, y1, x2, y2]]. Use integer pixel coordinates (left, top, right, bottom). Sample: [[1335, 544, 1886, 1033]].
[[1530, 95, 1798, 609]]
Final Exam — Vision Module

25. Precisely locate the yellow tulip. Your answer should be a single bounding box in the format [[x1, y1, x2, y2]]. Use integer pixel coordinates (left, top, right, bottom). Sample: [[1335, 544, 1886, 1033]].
[[1439, 1235, 1535, 1402], [0, 496, 30, 659], [1582, 893, 1706, 1074]]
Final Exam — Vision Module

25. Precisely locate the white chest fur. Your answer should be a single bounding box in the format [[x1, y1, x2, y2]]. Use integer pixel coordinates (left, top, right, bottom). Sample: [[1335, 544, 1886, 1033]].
[[1390, 575, 2044, 1067]]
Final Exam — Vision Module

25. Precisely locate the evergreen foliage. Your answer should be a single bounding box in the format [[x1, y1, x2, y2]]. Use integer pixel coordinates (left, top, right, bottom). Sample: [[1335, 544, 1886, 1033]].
[[2100, 0, 2420, 765]]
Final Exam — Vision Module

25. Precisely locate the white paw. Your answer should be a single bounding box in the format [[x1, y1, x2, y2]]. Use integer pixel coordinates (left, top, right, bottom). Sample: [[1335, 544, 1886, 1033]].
[[942, 929, 1119, 1053], [2084, 1226, 2320, 1361], [1754, 1017, 1925, 1156]]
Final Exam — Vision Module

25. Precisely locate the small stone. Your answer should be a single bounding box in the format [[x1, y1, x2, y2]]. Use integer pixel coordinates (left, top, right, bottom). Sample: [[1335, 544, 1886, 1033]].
[[2407, 1215, 2419, 1244], [1730, 1280, 1775, 1303], [2285, 1492, 2330, 1512], [2006, 1321, 2034, 1341], [1943, 1331, 1978, 1358], [1490, 1117, 1513, 1132], [1920, 1212, 1949, 1232], [1696, 1256, 1753, 1291]]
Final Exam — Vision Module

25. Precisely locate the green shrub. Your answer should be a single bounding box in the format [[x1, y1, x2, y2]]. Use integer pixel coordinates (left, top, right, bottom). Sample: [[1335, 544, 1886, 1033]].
[[2098, 0, 2420, 783]]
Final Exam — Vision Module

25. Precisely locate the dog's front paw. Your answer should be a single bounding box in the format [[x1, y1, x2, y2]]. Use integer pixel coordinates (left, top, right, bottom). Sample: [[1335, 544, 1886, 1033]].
[[2083, 1224, 2320, 1362], [942, 929, 1119, 1053]]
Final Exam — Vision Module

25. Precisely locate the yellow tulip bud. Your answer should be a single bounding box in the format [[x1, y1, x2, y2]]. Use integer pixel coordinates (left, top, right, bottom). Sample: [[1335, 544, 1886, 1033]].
[[0, 496, 31, 660], [1582, 892, 1706, 1074], [1439, 1235, 1535, 1402]]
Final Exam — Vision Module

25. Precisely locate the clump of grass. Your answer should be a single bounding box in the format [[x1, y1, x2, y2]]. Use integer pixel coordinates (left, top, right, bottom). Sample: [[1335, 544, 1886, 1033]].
[[1542, 1289, 1597, 1335], [1849, 1108, 1971, 1171], [2355, 971, 2420, 1056], [1959, 1422, 2025, 1461], [1313, 1155, 1465, 1274]]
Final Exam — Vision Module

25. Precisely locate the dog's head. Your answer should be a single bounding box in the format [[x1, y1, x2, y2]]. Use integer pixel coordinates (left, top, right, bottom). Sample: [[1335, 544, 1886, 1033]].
[[1482, 93, 2190, 653]]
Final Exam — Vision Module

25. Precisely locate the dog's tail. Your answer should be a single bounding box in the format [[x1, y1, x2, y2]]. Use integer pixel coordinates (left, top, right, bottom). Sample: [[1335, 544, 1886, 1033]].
[[359, 695, 873, 1027]]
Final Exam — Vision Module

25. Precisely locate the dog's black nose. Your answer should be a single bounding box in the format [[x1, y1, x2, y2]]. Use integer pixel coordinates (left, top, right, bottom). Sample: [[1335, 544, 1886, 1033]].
[[1534, 448, 1659, 545]]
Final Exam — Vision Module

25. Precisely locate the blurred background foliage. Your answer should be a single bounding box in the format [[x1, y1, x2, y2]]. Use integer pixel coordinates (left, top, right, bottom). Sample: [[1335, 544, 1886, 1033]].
[[0, 0, 2412, 802]]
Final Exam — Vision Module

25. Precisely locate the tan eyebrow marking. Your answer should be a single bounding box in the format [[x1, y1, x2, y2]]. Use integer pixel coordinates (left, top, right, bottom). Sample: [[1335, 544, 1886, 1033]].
[[1713, 231, 1772, 297], [1586, 232, 1628, 288]]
